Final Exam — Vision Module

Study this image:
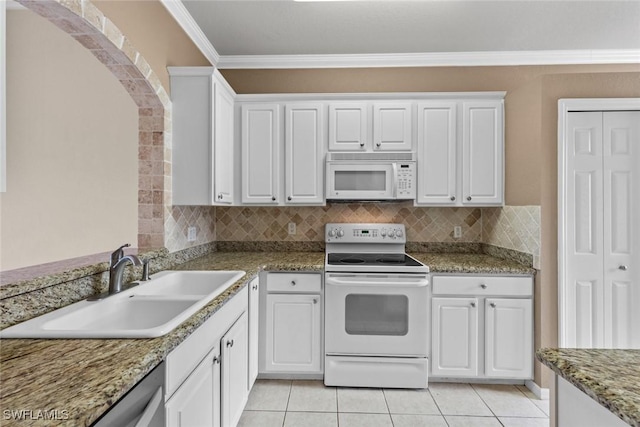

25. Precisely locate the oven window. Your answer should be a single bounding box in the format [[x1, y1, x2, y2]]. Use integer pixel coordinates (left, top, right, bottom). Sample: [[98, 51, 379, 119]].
[[344, 294, 408, 336], [335, 171, 387, 191]]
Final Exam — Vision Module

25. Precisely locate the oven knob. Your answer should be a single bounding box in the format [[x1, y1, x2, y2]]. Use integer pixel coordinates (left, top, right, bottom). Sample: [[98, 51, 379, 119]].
[[337, 229, 345, 238], [388, 230, 396, 238], [396, 229, 403, 238], [381, 229, 387, 237], [328, 229, 336, 237]]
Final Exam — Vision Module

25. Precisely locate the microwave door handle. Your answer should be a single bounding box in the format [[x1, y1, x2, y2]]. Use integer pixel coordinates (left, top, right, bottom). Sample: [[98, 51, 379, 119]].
[[392, 163, 398, 198]]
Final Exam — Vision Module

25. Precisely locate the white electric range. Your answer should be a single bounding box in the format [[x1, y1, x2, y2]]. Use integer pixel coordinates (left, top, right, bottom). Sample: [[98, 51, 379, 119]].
[[324, 223, 430, 389]]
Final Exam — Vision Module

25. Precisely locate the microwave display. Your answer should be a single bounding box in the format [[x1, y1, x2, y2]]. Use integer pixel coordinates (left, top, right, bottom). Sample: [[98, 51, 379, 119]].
[[335, 171, 387, 192]]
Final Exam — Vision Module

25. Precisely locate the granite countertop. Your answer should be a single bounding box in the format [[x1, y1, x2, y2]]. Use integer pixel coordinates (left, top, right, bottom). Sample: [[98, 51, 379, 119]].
[[0, 251, 528, 426], [537, 348, 640, 427]]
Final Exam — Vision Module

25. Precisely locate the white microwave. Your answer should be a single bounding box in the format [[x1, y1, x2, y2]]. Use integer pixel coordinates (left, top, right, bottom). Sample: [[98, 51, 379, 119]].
[[325, 152, 416, 201]]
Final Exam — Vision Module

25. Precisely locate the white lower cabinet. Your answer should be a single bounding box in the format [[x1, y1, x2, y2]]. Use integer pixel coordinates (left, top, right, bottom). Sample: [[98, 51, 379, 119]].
[[248, 277, 259, 389], [261, 272, 323, 375], [430, 275, 533, 380], [165, 286, 250, 427]]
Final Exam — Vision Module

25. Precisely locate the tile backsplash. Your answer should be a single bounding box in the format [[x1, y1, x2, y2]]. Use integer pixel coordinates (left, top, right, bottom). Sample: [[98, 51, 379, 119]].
[[216, 203, 482, 243], [482, 206, 541, 268]]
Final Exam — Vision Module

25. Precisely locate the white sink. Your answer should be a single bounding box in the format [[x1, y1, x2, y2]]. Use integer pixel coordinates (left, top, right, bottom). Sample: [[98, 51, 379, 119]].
[[0, 270, 245, 339]]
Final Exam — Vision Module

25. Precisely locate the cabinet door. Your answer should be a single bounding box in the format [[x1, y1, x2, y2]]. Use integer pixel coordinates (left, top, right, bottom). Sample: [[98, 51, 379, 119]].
[[166, 347, 218, 427], [373, 103, 413, 151], [265, 293, 322, 373], [213, 77, 235, 205], [431, 297, 479, 377], [328, 103, 368, 151], [285, 103, 324, 204], [241, 104, 280, 204], [416, 102, 458, 205], [248, 278, 259, 390], [462, 101, 504, 205], [222, 312, 248, 427], [485, 298, 533, 379]]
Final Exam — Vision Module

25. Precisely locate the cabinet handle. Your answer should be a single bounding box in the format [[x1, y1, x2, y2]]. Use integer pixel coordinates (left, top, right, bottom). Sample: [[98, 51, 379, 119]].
[[450, 196, 456, 201], [470, 302, 476, 308], [271, 196, 276, 201], [226, 339, 234, 348], [313, 298, 318, 304], [480, 283, 487, 289], [490, 302, 497, 308], [252, 284, 258, 290], [619, 265, 629, 271], [467, 196, 472, 201], [291, 280, 296, 286], [213, 356, 220, 364]]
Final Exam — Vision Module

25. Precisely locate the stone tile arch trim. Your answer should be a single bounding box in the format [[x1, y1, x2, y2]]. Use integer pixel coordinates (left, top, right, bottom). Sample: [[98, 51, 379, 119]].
[[17, 0, 172, 249]]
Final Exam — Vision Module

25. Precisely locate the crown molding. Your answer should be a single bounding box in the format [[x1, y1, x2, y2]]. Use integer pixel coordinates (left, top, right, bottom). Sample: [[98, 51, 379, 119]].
[[159, 0, 219, 66], [216, 50, 640, 69], [234, 91, 507, 103]]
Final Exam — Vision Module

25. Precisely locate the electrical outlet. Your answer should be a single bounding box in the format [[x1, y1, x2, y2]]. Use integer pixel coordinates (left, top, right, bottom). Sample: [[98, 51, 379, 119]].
[[288, 222, 296, 235], [187, 226, 197, 242], [453, 226, 462, 239]]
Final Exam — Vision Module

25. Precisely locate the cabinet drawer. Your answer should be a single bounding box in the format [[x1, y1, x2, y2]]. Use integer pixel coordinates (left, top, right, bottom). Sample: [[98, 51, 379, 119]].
[[266, 273, 322, 293], [432, 275, 532, 297]]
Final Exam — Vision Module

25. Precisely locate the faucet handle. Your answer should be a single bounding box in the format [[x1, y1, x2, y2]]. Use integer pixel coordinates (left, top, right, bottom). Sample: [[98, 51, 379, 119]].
[[110, 243, 131, 267], [141, 259, 151, 281]]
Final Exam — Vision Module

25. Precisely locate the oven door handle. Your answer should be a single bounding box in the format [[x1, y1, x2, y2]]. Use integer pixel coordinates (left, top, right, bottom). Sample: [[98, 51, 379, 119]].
[[326, 277, 429, 288]]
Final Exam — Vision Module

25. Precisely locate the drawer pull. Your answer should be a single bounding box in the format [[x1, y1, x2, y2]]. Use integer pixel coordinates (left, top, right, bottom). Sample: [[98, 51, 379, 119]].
[[480, 283, 487, 289], [226, 339, 234, 348]]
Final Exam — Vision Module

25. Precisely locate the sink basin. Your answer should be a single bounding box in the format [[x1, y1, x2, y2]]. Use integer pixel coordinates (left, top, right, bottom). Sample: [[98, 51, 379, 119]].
[[0, 270, 246, 339]]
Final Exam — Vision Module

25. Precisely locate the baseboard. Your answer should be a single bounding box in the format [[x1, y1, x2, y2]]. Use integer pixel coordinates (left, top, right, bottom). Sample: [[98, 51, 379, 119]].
[[526, 379, 550, 400]]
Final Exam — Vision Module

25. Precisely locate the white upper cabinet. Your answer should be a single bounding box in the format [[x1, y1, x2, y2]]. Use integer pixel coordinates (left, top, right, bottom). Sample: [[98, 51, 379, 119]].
[[241, 104, 280, 204], [416, 102, 457, 205], [416, 99, 504, 207], [285, 103, 325, 204], [168, 67, 236, 206], [328, 103, 368, 151], [373, 103, 413, 151], [462, 100, 504, 205]]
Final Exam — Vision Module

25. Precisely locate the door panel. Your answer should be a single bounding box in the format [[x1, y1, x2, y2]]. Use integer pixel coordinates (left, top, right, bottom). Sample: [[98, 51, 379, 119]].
[[431, 297, 478, 377]]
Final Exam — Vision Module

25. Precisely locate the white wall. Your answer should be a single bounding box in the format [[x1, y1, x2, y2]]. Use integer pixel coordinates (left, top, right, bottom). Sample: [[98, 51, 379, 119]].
[[0, 9, 138, 271]]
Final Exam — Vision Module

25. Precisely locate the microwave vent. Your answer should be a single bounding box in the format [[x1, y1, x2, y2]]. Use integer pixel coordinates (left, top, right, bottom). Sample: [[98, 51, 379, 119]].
[[327, 152, 416, 161]]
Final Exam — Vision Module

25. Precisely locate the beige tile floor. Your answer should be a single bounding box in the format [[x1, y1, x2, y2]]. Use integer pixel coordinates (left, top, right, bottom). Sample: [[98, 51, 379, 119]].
[[239, 380, 549, 427]]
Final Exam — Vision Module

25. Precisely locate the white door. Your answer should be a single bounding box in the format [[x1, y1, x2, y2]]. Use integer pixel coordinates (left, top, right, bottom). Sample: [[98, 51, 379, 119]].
[[416, 102, 458, 205], [265, 293, 321, 372], [241, 104, 280, 204], [373, 103, 413, 151], [602, 112, 640, 348], [166, 347, 217, 427], [563, 110, 640, 349], [222, 312, 249, 427], [462, 101, 504, 205], [213, 79, 235, 205], [285, 103, 324, 204], [431, 297, 479, 377], [248, 278, 259, 390], [328, 103, 368, 151], [485, 298, 533, 379]]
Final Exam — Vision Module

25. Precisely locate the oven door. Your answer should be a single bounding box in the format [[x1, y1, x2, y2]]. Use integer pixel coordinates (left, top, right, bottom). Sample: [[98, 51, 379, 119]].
[[325, 273, 429, 357], [326, 162, 395, 200]]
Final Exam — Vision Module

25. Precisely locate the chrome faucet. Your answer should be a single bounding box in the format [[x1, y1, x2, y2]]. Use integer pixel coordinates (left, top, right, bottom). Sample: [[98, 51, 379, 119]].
[[108, 244, 142, 295]]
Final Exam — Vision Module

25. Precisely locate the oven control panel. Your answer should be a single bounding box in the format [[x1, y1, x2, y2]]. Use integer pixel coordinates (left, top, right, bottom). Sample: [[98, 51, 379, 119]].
[[325, 223, 406, 243]]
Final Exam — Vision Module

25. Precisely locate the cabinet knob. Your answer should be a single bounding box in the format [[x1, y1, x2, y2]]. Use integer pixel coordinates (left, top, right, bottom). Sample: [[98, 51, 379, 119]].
[[480, 283, 487, 289], [470, 302, 476, 308], [490, 302, 497, 308], [288, 196, 292, 201], [450, 196, 456, 201], [291, 280, 296, 286], [271, 196, 276, 201], [313, 298, 318, 304], [252, 284, 258, 291], [217, 193, 223, 200], [619, 265, 629, 271], [213, 356, 220, 364], [226, 339, 234, 348], [376, 142, 381, 147], [359, 142, 365, 147], [467, 196, 472, 201]]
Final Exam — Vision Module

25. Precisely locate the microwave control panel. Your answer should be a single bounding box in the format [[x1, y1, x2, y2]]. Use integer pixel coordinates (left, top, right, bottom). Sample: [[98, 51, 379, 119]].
[[396, 163, 416, 198]]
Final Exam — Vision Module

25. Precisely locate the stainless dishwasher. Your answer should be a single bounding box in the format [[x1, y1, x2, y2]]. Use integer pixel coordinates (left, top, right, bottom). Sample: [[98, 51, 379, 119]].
[[91, 361, 165, 427]]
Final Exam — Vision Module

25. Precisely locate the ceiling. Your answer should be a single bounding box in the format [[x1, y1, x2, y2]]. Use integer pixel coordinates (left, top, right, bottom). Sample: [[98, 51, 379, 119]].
[[181, 0, 640, 59]]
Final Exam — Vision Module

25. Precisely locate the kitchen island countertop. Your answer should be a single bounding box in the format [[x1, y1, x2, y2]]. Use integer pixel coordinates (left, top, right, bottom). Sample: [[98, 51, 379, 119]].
[[537, 348, 640, 427], [0, 250, 531, 426]]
